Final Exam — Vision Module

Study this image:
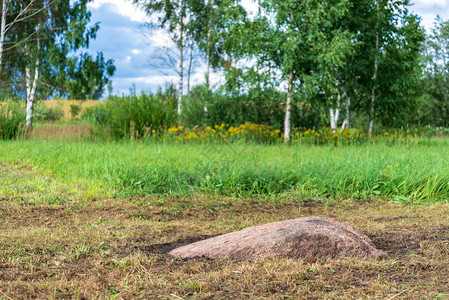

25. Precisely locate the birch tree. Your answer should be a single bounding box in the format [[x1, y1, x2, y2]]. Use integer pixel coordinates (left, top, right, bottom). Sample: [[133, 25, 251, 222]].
[[144, 27, 200, 96], [350, 0, 424, 135], [0, 0, 44, 77], [368, 0, 380, 135], [134, 0, 190, 115], [188, 0, 245, 89], [0, 0, 6, 75], [25, 34, 40, 127], [248, 0, 352, 142], [4, 0, 113, 127]]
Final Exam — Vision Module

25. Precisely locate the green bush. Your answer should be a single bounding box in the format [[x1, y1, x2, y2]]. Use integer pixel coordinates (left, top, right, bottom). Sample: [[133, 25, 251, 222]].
[[34, 102, 65, 121], [0, 101, 25, 140], [70, 104, 81, 118], [180, 86, 210, 128], [45, 106, 65, 121], [90, 91, 177, 140], [82, 104, 107, 125], [182, 85, 323, 130]]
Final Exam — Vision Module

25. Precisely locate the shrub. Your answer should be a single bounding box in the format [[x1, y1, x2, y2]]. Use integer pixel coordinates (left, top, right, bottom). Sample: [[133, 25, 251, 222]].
[[34, 102, 65, 121], [82, 104, 107, 125], [45, 106, 65, 121], [70, 104, 81, 118], [90, 91, 177, 140], [181, 86, 210, 128], [0, 101, 25, 140], [182, 85, 323, 130], [167, 122, 282, 144]]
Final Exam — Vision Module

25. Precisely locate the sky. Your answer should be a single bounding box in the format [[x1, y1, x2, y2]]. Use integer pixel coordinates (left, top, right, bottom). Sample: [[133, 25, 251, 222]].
[[86, 0, 449, 96]]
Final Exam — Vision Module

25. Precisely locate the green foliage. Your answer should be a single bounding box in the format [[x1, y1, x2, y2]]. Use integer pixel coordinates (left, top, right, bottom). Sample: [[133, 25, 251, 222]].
[[63, 52, 116, 100], [69, 104, 82, 119], [34, 103, 65, 122], [0, 102, 25, 140], [2, 0, 115, 101], [372, 13, 425, 128], [44, 107, 65, 122], [187, 0, 247, 71], [180, 86, 210, 128], [181, 85, 323, 129], [82, 104, 108, 125], [90, 91, 177, 140], [419, 17, 449, 126]]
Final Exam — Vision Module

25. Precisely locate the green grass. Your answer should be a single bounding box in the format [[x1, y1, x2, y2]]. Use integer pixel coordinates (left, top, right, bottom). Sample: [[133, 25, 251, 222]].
[[1, 140, 449, 202]]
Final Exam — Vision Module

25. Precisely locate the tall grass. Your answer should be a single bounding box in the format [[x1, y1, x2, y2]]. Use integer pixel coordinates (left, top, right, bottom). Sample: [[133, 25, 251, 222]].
[[83, 92, 177, 140], [0, 101, 25, 140], [1, 140, 449, 202]]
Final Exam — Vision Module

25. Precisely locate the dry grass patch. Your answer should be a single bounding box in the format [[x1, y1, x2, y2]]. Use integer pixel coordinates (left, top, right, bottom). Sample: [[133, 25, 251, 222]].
[[43, 100, 103, 120], [27, 124, 91, 142], [1, 194, 449, 299]]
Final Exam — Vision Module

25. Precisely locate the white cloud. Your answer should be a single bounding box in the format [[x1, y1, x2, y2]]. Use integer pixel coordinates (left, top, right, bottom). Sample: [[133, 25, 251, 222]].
[[411, 0, 449, 32], [413, 0, 447, 9], [145, 28, 174, 48], [88, 0, 149, 23]]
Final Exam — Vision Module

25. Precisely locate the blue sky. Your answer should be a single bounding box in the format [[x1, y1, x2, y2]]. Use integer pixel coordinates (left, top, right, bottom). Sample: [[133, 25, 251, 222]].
[[86, 0, 449, 96]]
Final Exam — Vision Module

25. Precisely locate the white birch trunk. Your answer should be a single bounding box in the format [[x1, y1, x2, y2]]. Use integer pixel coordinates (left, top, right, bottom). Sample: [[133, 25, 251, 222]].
[[187, 43, 193, 95], [330, 94, 341, 132], [0, 0, 6, 74], [205, 0, 214, 89], [341, 97, 350, 129], [206, 26, 211, 88], [330, 108, 340, 132], [177, 3, 184, 116], [25, 38, 40, 128], [284, 69, 293, 143], [369, 0, 379, 136]]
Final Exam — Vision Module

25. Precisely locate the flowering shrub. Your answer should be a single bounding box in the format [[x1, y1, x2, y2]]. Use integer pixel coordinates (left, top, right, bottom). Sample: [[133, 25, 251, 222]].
[[168, 122, 282, 143], [293, 127, 415, 145], [293, 127, 367, 145], [167, 123, 415, 145]]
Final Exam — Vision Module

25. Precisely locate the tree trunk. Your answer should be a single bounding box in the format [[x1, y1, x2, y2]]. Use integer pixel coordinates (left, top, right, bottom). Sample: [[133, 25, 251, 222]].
[[177, 2, 184, 116], [369, 0, 379, 136], [284, 69, 294, 143], [25, 38, 40, 128], [341, 97, 350, 130], [206, 0, 214, 89], [0, 0, 6, 74], [187, 42, 193, 95], [330, 93, 341, 132]]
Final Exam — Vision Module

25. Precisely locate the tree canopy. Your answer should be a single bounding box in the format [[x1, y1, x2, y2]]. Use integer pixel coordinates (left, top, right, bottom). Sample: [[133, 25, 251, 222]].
[[0, 0, 115, 101]]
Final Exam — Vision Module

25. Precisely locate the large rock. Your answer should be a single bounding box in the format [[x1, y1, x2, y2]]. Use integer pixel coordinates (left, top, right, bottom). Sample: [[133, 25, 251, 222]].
[[168, 216, 387, 261]]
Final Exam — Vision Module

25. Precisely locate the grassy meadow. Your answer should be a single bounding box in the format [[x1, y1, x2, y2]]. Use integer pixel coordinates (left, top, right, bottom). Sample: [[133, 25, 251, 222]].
[[1, 140, 449, 202], [1, 119, 449, 298]]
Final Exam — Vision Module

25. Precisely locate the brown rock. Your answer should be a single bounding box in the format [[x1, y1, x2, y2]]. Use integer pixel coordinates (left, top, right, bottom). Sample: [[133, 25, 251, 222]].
[[168, 216, 387, 261]]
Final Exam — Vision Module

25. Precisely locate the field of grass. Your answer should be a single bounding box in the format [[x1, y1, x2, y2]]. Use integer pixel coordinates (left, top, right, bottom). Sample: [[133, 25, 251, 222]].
[[1, 140, 449, 202], [1, 137, 449, 298]]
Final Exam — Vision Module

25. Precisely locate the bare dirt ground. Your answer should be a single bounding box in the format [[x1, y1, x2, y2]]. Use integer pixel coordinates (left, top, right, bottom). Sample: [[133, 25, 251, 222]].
[[1, 196, 449, 299]]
